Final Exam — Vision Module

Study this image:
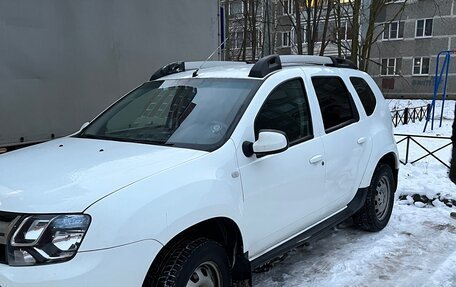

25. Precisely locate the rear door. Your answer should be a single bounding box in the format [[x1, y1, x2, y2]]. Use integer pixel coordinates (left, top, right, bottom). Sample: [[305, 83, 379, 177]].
[[309, 75, 371, 208]]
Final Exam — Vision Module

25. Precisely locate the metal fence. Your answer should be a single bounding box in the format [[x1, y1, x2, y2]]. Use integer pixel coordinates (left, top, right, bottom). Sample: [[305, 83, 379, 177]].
[[395, 133, 452, 168], [391, 104, 430, 127]]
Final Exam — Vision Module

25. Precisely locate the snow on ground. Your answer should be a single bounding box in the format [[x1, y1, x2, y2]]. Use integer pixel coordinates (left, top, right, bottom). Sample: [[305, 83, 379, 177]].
[[392, 100, 455, 203], [253, 100, 456, 287]]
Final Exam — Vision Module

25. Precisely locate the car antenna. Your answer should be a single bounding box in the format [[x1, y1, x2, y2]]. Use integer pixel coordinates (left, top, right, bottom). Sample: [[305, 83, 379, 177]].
[[193, 36, 231, 77]]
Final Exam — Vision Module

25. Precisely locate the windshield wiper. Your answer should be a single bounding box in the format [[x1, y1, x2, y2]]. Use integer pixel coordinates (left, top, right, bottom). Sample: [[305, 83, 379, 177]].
[[77, 133, 174, 147], [77, 134, 111, 140]]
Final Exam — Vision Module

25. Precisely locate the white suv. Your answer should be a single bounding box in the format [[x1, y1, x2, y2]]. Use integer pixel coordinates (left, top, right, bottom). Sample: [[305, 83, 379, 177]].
[[0, 55, 398, 287]]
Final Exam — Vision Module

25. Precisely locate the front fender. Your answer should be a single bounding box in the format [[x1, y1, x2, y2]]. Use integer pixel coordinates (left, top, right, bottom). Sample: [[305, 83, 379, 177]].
[[80, 141, 245, 251]]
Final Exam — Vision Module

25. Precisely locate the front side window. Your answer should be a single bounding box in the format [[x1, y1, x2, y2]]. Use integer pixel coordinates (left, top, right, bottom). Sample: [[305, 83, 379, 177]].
[[255, 79, 312, 144], [79, 79, 260, 151], [312, 77, 359, 132]]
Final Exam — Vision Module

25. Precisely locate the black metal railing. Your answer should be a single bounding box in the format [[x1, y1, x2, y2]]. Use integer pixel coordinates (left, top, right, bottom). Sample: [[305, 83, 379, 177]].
[[395, 133, 452, 168], [391, 104, 430, 127]]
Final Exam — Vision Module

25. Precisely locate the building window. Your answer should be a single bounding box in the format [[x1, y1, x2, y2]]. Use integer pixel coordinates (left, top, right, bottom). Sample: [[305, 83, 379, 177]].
[[282, 0, 293, 15], [328, 20, 352, 41], [229, 1, 243, 16], [413, 57, 430, 75], [291, 27, 307, 44], [232, 31, 244, 49], [383, 21, 404, 40], [280, 31, 291, 47], [257, 31, 263, 48], [416, 19, 433, 37], [381, 58, 402, 76]]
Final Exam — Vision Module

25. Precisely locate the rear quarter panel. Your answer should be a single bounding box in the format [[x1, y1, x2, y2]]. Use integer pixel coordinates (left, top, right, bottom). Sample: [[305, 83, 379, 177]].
[[356, 73, 399, 188]]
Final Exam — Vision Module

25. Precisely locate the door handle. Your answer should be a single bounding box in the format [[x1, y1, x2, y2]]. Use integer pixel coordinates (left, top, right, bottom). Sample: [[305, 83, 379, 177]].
[[309, 154, 324, 164], [357, 137, 367, 144]]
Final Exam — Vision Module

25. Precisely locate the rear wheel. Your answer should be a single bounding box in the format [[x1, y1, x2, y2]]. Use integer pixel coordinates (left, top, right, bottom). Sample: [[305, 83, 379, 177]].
[[147, 238, 232, 287], [353, 164, 395, 232]]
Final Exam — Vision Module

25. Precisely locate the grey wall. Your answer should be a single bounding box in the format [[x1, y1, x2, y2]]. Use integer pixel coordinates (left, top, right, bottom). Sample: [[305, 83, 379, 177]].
[[0, 0, 220, 147]]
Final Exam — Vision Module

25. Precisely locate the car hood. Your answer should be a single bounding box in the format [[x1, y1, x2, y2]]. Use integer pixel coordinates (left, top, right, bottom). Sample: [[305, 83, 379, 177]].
[[0, 137, 207, 213]]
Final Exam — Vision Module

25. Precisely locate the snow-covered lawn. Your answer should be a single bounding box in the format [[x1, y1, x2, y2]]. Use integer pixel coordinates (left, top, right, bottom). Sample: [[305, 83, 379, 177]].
[[254, 100, 456, 287]]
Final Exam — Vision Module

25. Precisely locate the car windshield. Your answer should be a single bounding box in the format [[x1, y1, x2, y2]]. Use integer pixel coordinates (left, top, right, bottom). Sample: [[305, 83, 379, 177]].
[[78, 78, 260, 151]]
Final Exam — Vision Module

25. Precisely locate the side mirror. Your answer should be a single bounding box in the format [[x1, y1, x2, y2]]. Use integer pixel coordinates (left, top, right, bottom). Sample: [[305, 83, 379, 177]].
[[243, 130, 289, 158]]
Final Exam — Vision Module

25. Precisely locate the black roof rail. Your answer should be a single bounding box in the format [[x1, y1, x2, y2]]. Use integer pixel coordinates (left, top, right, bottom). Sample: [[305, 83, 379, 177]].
[[150, 62, 185, 81], [151, 55, 358, 81], [150, 61, 248, 81], [248, 55, 358, 79], [248, 54, 282, 78], [328, 56, 358, 69]]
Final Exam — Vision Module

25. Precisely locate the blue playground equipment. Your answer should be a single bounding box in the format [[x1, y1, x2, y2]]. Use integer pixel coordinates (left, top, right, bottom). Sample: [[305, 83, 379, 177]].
[[423, 50, 454, 132]]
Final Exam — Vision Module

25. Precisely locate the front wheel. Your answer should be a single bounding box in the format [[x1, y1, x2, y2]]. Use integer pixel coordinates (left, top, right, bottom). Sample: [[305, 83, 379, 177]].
[[353, 164, 395, 232], [150, 238, 232, 287]]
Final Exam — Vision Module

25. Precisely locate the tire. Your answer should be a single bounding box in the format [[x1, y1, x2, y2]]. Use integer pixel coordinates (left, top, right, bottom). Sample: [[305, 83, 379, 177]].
[[146, 238, 232, 287], [353, 164, 395, 232]]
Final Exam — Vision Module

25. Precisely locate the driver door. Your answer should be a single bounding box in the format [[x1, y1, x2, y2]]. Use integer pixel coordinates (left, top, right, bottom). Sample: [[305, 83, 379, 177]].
[[236, 77, 328, 258]]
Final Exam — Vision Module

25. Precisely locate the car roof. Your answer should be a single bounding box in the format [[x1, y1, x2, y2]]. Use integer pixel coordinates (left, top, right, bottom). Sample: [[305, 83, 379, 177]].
[[151, 55, 363, 81]]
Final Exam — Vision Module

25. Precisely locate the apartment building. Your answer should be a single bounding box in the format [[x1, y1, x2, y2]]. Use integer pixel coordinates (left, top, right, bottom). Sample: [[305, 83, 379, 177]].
[[369, 0, 456, 99], [222, 0, 354, 59], [222, 0, 455, 99], [275, 0, 354, 56], [222, 0, 266, 60]]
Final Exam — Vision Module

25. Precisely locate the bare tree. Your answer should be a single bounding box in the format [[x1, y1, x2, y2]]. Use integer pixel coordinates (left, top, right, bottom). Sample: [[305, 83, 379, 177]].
[[319, 0, 333, 56], [280, 0, 332, 55], [223, 0, 408, 66], [294, 0, 303, 54], [359, 0, 406, 71], [223, 0, 263, 61], [333, 0, 406, 71], [224, 0, 231, 60]]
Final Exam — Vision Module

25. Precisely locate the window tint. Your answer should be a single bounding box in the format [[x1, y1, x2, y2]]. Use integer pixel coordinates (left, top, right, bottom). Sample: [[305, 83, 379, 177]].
[[350, 77, 377, 116], [312, 77, 359, 131], [255, 79, 312, 143]]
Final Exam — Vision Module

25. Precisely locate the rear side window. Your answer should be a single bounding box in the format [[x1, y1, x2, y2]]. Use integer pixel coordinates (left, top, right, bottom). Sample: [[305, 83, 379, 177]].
[[312, 77, 359, 132], [350, 77, 377, 116]]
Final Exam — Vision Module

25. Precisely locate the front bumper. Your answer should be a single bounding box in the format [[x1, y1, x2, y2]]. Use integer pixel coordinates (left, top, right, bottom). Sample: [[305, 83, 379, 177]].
[[0, 240, 162, 287]]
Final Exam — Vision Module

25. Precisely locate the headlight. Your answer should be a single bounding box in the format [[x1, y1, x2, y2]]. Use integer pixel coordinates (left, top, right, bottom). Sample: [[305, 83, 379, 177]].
[[8, 214, 91, 266]]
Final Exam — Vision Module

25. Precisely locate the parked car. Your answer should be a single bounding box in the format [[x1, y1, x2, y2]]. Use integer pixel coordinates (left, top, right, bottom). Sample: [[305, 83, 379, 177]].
[[0, 55, 399, 287]]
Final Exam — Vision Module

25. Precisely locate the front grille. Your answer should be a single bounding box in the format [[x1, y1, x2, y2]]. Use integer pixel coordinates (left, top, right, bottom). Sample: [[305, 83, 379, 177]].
[[0, 212, 21, 265], [0, 212, 18, 222], [0, 244, 6, 264]]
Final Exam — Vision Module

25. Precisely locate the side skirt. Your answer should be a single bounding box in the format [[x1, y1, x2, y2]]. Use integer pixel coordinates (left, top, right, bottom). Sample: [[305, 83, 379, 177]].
[[250, 187, 368, 269]]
